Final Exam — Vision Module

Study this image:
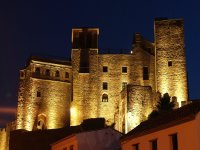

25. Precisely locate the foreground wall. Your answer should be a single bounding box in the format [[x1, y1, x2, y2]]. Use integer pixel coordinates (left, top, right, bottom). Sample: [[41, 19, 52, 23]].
[[52, 128, 122, 150], [121, 113, 200, 150]]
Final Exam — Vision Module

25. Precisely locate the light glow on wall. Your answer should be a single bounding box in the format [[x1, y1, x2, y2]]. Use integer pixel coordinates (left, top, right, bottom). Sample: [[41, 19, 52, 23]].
[[70, 107, 76, 116], [127, 112, 140, 131], [175, 81, 186, 107], [70, 106, 78, 125], [25, 113, 34, 131], [0, 129, 6, 150], [159, 74, 169, 95]]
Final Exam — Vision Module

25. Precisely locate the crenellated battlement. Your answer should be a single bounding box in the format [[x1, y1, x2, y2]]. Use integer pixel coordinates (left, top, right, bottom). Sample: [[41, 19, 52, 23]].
[[0, 127, 7, 150], [0, 128, 6, 132]]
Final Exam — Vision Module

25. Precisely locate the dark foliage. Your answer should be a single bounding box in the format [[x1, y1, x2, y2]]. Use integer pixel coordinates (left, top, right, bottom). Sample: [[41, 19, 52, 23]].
[[148, 93, 175, 119]]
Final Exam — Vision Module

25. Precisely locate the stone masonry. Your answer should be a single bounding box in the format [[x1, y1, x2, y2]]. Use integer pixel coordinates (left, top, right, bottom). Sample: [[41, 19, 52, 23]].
[[155, 19, 188, 105], [16, 57, 72, 131], [13, 17, 188, 135], [70, 19, 188, 133], [0, 17, 189, 150]]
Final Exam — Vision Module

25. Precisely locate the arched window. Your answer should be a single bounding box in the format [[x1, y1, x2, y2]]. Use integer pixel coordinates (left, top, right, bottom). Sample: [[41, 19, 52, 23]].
[[65, 72, 69, 78], [37, 114, 46, 130], [102, 94, 108, 102], [35, 67, 40, 74], [45, 69, 50, 76], [55, 70, 60, 77]]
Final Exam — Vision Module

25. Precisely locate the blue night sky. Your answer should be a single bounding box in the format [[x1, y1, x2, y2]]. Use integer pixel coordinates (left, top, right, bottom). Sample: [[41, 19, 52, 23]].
[[0, 0, 200, 127]]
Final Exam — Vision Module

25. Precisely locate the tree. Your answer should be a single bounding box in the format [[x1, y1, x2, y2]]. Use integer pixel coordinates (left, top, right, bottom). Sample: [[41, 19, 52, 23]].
[[148, 93, 175, 119]]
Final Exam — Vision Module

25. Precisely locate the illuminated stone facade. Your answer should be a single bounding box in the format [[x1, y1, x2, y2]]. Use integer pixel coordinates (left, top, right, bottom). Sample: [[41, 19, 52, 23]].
[[16, 57, 71, 131], [118, 85, 156, 133], [14, 18, 188, 136], [0, 128, 6, 150], [0, 121, 16, 150], [155, 19, 188, 106], [71, 29, 156, 129], [70, 18, 188, 133]]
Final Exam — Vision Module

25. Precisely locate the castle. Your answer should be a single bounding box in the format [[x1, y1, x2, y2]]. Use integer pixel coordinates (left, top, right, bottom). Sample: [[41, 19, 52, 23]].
[[0, 17, 189, 150], [15, 18, 188, 133]]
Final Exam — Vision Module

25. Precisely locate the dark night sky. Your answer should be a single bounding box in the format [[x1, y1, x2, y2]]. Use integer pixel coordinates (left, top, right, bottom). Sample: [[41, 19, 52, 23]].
[[0, 0, 200, 127]]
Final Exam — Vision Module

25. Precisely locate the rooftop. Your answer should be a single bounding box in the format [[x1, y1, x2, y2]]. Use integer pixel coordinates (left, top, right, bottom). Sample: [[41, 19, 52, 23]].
[[10, 118, 107, 150], [121, 101, 200, 142], [27, 56, 71, 66]]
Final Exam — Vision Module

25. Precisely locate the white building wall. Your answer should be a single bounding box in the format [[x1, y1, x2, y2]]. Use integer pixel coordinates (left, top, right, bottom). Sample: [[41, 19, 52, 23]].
[[52, 128, 122, 150], [77, 128, 122, 150]]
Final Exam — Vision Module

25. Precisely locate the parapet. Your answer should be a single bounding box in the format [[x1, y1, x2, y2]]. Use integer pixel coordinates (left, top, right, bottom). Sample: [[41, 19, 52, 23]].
[[27, 56, 71, 67], [72, 27, 99, 49], [0, 128, 6, 132]]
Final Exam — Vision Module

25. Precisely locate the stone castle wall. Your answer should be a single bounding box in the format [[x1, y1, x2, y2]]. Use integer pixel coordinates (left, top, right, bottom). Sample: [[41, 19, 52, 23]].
[[71, 49, 83, 126], [25, 79, 70, 130], [131, 46, 155, 90], [15, 18, 189, 135], [155, 19, 188, 105], [0, 121, 16, 150], [0, 128, 6, 150], [123, 85, 154, 132], [71, 45, 155, 128], [71, 49, 100, 126], [98, 54, 133, 125], [117, 87, 127, 133], [17, 59, 72, 131], [16, 69, 27, 129], [0, 19, 189, 150]]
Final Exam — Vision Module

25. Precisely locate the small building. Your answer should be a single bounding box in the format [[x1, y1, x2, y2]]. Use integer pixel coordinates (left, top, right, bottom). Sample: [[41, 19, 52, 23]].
[[120, 101, 200, 150], [10, 118, 122, 150], [51, 127, 122, 150]]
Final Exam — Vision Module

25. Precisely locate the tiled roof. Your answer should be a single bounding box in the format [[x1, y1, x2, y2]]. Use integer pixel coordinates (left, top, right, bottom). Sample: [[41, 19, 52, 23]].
[[121, 101, 200, 142]]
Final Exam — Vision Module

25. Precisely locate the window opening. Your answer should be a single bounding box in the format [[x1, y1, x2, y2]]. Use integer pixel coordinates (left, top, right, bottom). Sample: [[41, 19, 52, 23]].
[[103, 82, 108, 90], [102, 94, 108, 102]]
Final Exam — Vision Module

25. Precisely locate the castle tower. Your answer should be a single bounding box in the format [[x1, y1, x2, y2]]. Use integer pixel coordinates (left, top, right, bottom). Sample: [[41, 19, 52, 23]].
[[71, 28, 99, 126], [154, 18, 188, 106], [16, 56, 72, 131]]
